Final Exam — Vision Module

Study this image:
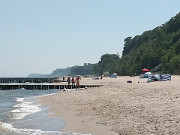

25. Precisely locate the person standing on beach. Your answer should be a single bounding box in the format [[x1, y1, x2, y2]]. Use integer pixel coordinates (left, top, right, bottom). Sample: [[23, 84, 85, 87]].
[[71, 77, 75, 87], [63, 76, 65, 82], [67, 76, 71, 86], [76, 75, 81, 89]]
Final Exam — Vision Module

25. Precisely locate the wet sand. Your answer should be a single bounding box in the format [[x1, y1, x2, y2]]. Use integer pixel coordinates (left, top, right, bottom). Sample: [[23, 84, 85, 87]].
[[40, 76, 180, 135]]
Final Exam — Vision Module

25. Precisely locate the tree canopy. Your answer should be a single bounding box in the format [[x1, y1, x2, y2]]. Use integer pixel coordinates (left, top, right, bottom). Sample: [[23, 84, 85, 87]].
[[94, 12, 180, 75], [37, 12, 180, 77]]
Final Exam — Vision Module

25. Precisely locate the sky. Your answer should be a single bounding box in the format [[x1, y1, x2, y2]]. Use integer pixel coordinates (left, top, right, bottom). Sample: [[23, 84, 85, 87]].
[[0, 0, 180, 77]]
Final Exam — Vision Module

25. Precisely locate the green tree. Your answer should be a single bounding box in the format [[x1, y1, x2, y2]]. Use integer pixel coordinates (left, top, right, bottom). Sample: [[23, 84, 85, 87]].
[[170, 55, 180, 74]]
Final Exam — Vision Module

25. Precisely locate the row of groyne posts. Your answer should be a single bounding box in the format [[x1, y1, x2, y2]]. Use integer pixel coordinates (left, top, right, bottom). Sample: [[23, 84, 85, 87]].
[[0, 77, 102, 90]]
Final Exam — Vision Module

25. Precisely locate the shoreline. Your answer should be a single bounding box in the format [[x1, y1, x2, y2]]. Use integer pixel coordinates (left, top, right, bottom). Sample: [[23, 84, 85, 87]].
[[40, 76, 180, 135], [40, 92, 117, 135], [0, 89, 65, 135], [40, 78, 118, 135]]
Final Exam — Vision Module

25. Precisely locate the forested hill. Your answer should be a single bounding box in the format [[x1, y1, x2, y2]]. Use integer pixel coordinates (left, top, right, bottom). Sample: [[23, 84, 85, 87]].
[[28, 63, 95, 77], [93, 12, 180, 76], [28, 12, 180, 77]]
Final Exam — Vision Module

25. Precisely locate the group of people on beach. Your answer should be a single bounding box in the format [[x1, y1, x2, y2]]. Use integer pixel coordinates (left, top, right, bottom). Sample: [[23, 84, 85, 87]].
[[67, 75, 81, 89]]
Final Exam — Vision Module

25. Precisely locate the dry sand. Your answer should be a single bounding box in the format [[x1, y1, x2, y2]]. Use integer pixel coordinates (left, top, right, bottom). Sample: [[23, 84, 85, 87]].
[[40, 76, 180, 135]]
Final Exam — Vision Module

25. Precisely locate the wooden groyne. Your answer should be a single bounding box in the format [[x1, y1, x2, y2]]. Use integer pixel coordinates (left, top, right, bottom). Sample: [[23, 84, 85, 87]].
[[0, 77, 61, 83], [0, 83, 103, 90]]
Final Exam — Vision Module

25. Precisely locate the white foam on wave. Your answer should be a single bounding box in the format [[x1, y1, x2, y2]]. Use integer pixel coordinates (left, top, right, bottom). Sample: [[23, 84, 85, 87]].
[[3, 95, 92, 135], [16, 98, 24, 102], [1, 123, 91, 135], [11, 98, 41, 120]]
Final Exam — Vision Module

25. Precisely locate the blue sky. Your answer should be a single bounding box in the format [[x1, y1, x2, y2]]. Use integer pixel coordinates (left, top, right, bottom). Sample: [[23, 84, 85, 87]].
[[0, 0, 180, 77]]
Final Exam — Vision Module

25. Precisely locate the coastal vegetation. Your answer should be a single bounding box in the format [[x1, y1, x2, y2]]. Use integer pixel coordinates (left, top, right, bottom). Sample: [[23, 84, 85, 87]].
[[29, 12, 180, 77], [93, 12, 180, 76]]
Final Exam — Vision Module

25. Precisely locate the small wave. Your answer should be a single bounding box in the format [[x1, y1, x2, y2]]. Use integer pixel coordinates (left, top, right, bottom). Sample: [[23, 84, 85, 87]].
[[1, 123, 91, 135], [16, 98, 24, 102], [1, 91, 92, 135], [11, 98, 41, 120]]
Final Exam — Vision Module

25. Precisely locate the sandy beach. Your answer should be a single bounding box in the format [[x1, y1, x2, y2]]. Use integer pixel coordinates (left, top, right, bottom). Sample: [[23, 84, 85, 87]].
[[40, 76, 180, 135]]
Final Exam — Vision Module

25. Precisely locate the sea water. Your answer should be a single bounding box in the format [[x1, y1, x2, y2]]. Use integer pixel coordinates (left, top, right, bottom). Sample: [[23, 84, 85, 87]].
[[0, 89, 91, 135]]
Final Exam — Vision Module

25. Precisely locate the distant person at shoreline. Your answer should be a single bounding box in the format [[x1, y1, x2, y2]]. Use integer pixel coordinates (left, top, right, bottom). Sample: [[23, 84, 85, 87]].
[[63, 76, 65, 82], [67, 76, 71, 86], [71, 77, 75, 87], [76, 75, 81, 89]]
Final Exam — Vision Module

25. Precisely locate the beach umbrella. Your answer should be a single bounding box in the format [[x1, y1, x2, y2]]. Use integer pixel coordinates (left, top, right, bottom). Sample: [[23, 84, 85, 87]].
[[142, 68, 149, 72]]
